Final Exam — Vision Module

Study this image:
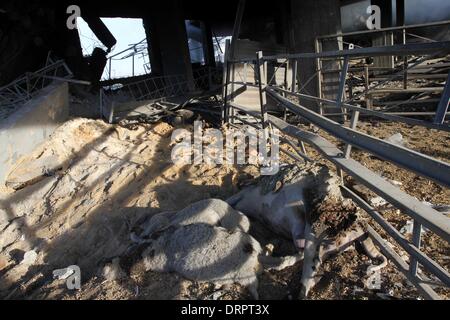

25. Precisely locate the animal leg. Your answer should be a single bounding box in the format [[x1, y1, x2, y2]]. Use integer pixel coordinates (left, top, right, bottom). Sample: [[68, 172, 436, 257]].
[[360, 236, 388, 274], [259, 253, 304, 271], [299, 224, 327, 299], [299, 227, 367, 299], [319, 227, 367, 261]]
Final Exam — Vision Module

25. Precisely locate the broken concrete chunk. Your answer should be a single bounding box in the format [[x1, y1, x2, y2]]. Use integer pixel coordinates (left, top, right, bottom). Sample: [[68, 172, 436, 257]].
[[20, 250, 38, 265], [0, 255, 8, 271], [142, 223, 262, 299], [5, 154, 62, 190], [102, 257, 125, 282], [370, 196, 388, 207], [384, 133, 406, 147]]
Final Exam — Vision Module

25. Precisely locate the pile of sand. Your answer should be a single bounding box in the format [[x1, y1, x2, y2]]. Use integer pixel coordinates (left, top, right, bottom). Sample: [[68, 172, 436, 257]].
[[0, 118, 257, 299]]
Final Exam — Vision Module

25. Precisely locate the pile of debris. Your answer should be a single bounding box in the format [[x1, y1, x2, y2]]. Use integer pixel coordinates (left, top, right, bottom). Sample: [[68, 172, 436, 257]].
[[0, 115, 388, 300]]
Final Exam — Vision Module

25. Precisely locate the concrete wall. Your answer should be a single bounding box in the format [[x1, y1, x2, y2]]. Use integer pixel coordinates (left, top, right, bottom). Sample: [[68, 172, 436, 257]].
[[0, 83, 69, 187]]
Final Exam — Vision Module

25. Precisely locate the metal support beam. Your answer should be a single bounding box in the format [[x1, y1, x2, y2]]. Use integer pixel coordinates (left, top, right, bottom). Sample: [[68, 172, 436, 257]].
[[434, 72, 450, 124], [367, 226, 440, 300], [337, 56, 349, 121], [259, 41, 450, 62], [227, 108, 448, 244], [256, 51, 269, 130]]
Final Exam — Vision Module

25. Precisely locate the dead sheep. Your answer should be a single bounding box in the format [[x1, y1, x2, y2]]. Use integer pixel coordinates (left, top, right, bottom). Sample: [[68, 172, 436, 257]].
[[131, 199, 301, 299], [226, 163, 387, 298]]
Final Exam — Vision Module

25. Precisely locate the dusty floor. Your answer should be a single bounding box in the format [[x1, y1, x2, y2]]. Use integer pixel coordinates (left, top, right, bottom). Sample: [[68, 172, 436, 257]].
[[0, 116, 448, 300]]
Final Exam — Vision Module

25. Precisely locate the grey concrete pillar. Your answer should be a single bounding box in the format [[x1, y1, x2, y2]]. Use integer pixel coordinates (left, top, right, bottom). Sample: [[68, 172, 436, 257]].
[[143, 0, 195, 91], [201, 21, 216, 68], [395, 0, 405, 26], [372, 0, 394, 28], [372, 0, 395, 71], [290, 0, 342, 108]]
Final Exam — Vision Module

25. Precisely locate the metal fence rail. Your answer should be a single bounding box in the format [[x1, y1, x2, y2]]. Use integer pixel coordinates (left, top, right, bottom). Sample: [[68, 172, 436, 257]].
[[271, 87, 450, 132], [315, 22, 450, 121], [266, 87, 450, 188], [223, 41, 450, 299], [0, 59, 74, 118]]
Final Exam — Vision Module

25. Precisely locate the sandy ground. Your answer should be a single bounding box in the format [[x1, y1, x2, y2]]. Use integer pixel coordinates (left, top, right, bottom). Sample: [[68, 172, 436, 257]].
[[0, 116, 448, 300], [0, 118, 259, 299]]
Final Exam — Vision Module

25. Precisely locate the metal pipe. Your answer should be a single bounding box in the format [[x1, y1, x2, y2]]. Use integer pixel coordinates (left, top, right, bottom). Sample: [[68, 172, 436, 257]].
[[317, 20, 450, 40], [271, 87, 450, 132], [367, 226, 440, 300], [341, 186, 450, 287], [231, 41, 450, 63]]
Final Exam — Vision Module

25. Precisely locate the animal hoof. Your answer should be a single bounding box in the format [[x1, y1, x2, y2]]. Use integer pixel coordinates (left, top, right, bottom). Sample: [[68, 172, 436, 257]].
[[295, 239, 306, 250], [298, 285, 308, 300]]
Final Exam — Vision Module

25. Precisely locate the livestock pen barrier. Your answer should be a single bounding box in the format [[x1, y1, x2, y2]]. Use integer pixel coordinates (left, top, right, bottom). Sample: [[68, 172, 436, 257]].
[[222, 40, 450, 299]]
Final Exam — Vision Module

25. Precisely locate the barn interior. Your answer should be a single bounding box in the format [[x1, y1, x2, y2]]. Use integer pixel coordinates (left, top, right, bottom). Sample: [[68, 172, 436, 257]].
[[0, 0, 449, 300]]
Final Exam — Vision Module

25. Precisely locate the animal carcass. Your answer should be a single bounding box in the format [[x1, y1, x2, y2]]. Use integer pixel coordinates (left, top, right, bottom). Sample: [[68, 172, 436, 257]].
[[227, 163, 387, 298], [129, 199, 301, 299]]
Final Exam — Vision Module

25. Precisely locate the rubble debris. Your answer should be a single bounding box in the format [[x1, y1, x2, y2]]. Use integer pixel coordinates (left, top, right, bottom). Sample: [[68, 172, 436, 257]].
[[130, 199, 302, 299], [384, 133, 406, 147], [102, 258, 125, 282], [370, 196, 388, 208], [0, 255, 8, 271], [20, 250, 38, 266], [0, 114, 447, 300]]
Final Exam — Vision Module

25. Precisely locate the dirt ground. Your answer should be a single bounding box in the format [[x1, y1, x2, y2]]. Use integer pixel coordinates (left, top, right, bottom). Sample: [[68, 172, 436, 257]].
[[0, 116, 448, 300]]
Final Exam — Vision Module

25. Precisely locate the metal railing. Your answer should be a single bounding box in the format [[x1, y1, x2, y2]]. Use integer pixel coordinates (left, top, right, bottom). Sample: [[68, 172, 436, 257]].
[[223, 41, 450, 299], [314, 21, 450, 117], [0, 59, 74, 118]]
